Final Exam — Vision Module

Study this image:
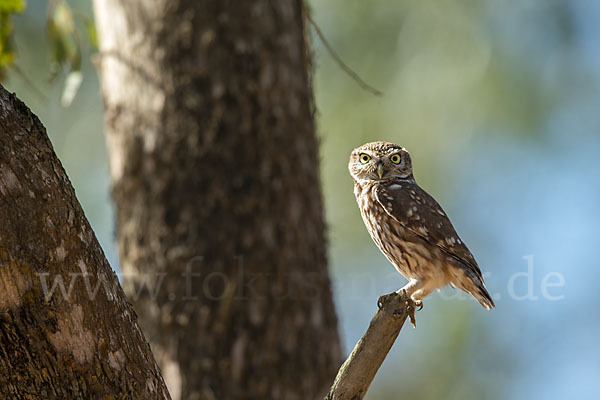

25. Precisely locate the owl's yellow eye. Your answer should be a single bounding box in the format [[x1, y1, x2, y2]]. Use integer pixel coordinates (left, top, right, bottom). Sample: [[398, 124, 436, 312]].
[[390, 154, 401, 164], [359, 153, 371, 164]]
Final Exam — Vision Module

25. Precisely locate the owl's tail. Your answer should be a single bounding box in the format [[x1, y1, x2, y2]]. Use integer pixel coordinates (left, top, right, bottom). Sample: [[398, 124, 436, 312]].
[[453, 269, 495, 310], [470, 283, 495, 310]]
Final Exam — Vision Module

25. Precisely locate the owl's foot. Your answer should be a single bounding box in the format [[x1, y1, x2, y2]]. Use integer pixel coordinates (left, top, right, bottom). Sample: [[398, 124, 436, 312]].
[[414, 299, 423, 311], [407, 300, 423, 327], [408, 312, 417, 328], [378, 290, 419, 327], [377, 290, 418, 327], [397, 289, 418, 328]]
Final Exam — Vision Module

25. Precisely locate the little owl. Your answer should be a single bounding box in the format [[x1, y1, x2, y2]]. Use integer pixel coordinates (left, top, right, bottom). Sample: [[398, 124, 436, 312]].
[[348, 141, 494, 312]]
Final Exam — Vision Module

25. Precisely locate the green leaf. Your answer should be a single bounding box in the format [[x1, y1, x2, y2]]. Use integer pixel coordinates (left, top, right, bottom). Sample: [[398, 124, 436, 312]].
[[84, 18, 97, 50], [47, 0, 80, 78], [0, 0, 25, 13], [51, 1, 74, 34], [0, 0, 24, 78]]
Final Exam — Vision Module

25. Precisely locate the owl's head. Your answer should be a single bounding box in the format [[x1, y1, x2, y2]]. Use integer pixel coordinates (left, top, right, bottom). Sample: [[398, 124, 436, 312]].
[[348, 141, 413, 183]]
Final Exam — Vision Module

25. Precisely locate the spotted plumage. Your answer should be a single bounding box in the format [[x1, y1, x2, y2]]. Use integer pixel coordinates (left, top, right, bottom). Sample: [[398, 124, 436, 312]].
[[349, 141, 494, 310]]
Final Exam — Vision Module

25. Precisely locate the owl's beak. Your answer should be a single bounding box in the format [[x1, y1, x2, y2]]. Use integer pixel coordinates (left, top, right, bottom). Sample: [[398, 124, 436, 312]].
[[376, 162, 385, 179]]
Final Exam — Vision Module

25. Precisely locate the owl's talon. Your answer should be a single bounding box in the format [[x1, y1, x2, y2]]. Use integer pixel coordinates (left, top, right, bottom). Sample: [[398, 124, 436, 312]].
[[409, 314, 416, 328], [414, 300, 423, 311], [408, 306, 417, 328]]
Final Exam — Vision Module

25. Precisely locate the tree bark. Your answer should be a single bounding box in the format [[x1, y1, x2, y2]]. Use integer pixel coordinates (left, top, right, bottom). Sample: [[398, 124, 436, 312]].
[[94, 1, 341, 399], [0, 85, 171, 399]]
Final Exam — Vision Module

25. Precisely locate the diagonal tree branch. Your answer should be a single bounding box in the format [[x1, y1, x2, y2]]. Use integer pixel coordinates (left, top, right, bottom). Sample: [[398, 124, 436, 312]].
[[0, 84, 171, 399], [325, 292, 416, 400]]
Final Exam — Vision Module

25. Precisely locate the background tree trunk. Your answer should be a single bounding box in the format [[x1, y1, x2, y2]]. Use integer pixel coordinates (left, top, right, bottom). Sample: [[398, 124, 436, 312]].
[[94, 1, 341, 399], [0, 85, 171, 399]]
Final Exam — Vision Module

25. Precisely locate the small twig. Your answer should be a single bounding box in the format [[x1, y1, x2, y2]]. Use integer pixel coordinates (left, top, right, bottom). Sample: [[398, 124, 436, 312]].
[[308, 15, 383, 97], [325, 291, 415, 400]]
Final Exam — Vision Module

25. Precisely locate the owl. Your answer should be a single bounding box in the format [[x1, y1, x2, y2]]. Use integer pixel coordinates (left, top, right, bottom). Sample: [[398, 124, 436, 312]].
[[348, 141, 494, 312]]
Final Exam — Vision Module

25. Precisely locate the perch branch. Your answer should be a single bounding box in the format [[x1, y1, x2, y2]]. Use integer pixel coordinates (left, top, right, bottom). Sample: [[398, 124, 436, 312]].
[[325, 291, 416, 400]]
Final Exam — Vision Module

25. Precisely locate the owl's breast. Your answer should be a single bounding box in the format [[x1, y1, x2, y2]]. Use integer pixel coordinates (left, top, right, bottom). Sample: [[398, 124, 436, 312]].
[[356, 184, 410, 275], [355, 183, 444, 280]]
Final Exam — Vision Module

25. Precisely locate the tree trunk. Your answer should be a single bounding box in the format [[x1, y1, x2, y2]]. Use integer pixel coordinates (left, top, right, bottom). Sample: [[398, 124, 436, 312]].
[[0, 85, 171, 399], [94, 1, 341, 399]]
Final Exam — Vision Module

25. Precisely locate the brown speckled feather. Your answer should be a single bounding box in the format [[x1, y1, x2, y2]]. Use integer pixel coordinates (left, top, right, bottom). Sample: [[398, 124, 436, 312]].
[[374, 181, 483, 279]]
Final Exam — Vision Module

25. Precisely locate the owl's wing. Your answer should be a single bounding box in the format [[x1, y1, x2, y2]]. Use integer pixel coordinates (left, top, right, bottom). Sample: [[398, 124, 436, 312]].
[[375, 181, 483, 279]]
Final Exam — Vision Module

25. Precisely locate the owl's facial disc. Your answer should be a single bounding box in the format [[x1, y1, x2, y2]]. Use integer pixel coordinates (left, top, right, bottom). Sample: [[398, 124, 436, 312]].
[[348, 143, 414, 183]]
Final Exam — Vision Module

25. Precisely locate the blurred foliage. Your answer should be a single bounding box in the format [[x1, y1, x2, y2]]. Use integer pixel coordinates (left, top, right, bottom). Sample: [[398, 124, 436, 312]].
[[0, 0, 25, 79], [47, 0, 80, 75], [0, 0, 95, 105], [46, 0, 96, 105]]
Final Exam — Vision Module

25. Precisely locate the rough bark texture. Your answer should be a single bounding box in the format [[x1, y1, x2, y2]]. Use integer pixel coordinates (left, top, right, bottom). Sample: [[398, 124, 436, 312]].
[[94, 1, 341, 399], [0, 85, 171, 399], [326, 292, 415, 400]]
